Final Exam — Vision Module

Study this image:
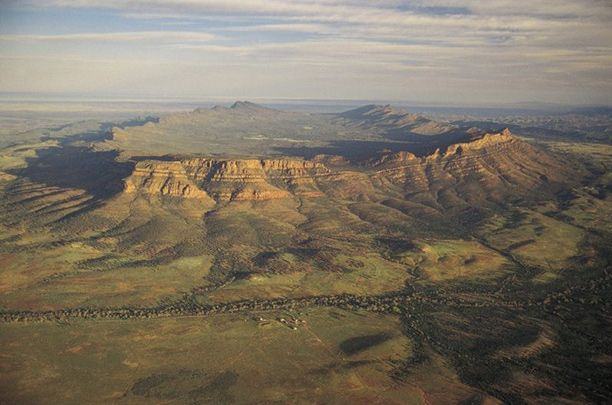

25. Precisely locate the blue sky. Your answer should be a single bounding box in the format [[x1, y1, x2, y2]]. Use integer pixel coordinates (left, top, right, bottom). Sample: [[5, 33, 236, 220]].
[[0, 0, 610, 106]]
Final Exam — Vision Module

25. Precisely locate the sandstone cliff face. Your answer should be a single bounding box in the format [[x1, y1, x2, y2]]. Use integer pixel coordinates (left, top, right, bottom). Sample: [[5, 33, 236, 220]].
[[124, 161, 211, 200], [439, 128, 515, 158], [124, 158, 330, 202], [182, 158, 330, 201], [182, 158, 328, 181]]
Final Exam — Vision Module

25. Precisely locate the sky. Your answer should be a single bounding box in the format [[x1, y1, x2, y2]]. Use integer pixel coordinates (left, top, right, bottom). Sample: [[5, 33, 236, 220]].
[[0, 0, 611, 106]]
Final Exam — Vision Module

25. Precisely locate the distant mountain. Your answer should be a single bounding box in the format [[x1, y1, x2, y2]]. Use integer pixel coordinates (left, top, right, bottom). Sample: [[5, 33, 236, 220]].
[[200, 101, 282, 115], [230, 100, 275, 111], [337, 104, 457, 136], [339, 104, 421, 124], [565, 106, 612, 117], [100, 101, 476, 157]]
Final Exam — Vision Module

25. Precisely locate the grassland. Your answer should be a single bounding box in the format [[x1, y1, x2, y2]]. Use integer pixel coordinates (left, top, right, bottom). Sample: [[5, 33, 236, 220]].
[[413, 239, 511, 282], [204, 252, 409, 304], [0, 308, 431, 404], [478, 209, 585, 272]]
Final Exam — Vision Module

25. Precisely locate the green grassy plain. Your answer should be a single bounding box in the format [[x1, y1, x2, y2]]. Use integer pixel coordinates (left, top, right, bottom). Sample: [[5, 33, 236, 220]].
[[0, 308, 462, 404]]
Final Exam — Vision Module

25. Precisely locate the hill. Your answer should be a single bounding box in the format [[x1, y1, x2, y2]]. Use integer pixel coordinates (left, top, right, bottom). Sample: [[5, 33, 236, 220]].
[[338, 104, 456, 136], [98, 102, 466, 158]]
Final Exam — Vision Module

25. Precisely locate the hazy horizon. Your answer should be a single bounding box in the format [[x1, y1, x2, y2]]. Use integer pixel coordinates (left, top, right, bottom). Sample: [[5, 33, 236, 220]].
[[1, 1, 611, 106], [1, 92, 610, 112]]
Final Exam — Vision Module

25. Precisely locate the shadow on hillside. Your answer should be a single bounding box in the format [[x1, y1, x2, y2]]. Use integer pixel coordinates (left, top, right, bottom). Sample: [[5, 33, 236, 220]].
[[10, 145, 134, 202], [131, 155, 181, 162], [273, 132, 472, 160], [114, 116, 159, 129], [383, 128, 474, 144], [273, 140, 418, 160]]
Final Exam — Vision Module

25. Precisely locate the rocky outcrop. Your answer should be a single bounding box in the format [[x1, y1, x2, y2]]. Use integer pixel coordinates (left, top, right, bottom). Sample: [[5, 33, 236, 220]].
[[439, 128, 515, 157], [124, 161, 211, 200], [182, 158, 328, 181], [124, 157, 330, 202], [370, 129, 516, 166], [366, 130, 575, 207], [0, 172, 16, 182], [183, 158, 330, 201], [369, 151, 419, 166]]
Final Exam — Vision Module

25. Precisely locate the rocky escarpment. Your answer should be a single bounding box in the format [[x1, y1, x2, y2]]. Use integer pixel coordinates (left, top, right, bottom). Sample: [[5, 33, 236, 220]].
[[367, 129, 577, 207], [122, 129, 577, 209], [123, 158, 330, 201], [124, 161, 212, 200], [185, 158, 330, 200]]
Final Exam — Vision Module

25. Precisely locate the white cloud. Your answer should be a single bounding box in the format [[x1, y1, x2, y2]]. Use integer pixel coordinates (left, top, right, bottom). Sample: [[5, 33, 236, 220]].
[[2, 0, 611, 104], [221, 23, 331, 33], [0, 31, 216, 42]]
